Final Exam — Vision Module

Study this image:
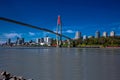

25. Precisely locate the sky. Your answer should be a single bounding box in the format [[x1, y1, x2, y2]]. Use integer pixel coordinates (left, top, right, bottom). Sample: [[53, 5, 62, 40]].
[[0, 0, 120, 42]]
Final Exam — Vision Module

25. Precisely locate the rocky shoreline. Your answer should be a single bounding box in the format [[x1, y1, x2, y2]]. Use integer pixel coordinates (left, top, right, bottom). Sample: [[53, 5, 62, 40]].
[[0, 71, 33, 80]]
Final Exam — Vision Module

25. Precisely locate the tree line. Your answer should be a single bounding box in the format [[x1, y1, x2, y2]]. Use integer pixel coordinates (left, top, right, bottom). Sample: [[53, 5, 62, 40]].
[[72, 36, 120, 47]]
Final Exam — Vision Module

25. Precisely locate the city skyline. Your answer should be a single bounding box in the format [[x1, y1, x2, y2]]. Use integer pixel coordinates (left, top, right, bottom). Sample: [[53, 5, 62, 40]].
[[0, 0, 120, 43], [2, 30, 117, 47], [2, 30, 117, 43]]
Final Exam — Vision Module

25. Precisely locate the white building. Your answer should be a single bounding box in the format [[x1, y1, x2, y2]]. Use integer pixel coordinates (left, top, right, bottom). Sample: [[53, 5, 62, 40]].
[[83, 35, 87, 40], [75, 31, 81, 39], [103, 32, 107, 38], [95, 31, 100, 38], [36, 38, 40, 43], [44, 36, 52, 46], [110, 31, 115, 37]]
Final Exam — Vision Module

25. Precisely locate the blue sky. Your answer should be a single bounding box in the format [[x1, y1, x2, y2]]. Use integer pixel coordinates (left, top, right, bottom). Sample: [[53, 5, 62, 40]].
[[0, 0, 120, 42]]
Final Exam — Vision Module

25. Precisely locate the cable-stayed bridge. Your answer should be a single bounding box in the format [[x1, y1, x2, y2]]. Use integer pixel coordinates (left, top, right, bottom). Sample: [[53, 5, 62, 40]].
[[0, 17, 72, 47]]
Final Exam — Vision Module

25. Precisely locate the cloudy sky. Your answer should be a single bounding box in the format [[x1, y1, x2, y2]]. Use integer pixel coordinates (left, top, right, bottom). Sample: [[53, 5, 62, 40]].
[[0, 0, 120, 42]]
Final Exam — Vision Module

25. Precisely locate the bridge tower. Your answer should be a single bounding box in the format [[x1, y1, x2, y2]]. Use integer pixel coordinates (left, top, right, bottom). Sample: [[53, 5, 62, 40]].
[[56, 15, 62, 47]]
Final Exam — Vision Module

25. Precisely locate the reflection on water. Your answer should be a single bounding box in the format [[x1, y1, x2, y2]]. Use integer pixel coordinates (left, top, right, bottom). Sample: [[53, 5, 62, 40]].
[[0, 48, 120, 80]]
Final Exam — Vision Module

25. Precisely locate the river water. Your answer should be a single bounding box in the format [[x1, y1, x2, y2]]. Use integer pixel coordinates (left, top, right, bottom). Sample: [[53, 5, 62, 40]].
[[0, 47, 120, 80]]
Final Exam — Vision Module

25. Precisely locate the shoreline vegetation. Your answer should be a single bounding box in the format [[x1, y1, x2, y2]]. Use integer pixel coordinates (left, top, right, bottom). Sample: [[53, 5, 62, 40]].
[[69, 36, 120, 48]]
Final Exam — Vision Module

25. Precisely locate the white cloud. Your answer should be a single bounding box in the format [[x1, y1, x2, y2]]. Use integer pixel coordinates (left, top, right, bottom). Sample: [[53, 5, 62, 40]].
[[66, 30, 74, 33], [3, 33, 21, 38], [29, 32, 35, 36]]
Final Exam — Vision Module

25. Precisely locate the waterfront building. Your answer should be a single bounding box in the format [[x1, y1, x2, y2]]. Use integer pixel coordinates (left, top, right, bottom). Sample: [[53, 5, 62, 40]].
[[7, 38, 11, 45], [103, 32, 107, 38], [40, 38, 44, 43], [21, 38, 24, 44], [39, 38, 45, 46], [36, 38, 40, 43], [83, 35, 87, 40], [16, 37, 24, 45], [18, 39, 22, 45], [36, 38, 39, 43], [16, 37, 19, 45], [110, 31, 115, 37], [95, 31, 100, 38], [46, 37, 52, 46], [75, 31, 81, 39], [44, 36, 52, 46], [44, 37, 47, 43]]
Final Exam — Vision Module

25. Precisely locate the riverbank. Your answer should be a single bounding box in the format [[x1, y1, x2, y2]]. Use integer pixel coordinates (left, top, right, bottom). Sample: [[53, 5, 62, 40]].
[[1, 45, 120, 49]]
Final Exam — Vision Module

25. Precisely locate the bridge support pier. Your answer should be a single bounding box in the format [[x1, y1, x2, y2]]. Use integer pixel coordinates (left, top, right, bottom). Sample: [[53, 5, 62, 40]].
[[56, 15, 62, 47], [67, 39, 70, 47], [56, 40, 62, 47]]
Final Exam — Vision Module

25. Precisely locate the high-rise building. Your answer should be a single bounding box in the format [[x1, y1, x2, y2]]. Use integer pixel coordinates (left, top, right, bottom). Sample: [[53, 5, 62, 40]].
[[44, 36, 52, 46], [40, 38, 44, 43], [75, 31, 81, 39], [21, 38, 24, 44], [44, 37, 47, 43], [40, 38, 44, 45], [110, 31, 115, 37], [95, 31, 100, 38], [16, 37, 19, 44], [16, 37, 24, 45], [83, 35, 87, 40], [103, 32, 107, 38], [46, 37, 52, 46], [36, 38, 40, 43], [7, 38, 11, 45]]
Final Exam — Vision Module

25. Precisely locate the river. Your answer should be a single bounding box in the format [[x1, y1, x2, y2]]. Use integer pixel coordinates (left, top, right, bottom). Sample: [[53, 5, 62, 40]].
[[0, 47, 120, 80]]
